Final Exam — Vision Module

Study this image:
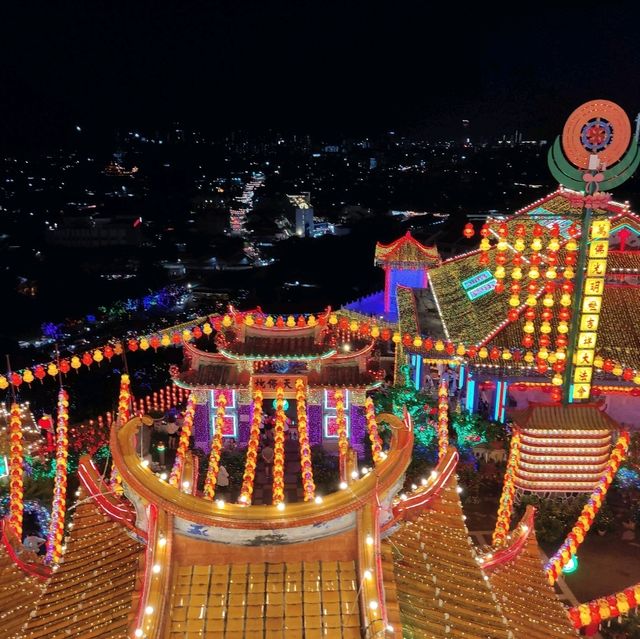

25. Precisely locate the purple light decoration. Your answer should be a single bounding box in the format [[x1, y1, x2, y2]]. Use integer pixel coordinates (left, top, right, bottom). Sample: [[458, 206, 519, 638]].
[[307, 404, 323, 446], [349, 404, 366, 458], [238, 404, 251, 446], [193, 403, 210, 451]]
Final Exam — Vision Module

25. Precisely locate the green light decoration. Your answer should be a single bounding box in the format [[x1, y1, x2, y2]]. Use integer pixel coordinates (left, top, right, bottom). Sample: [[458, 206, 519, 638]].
[[272, 398, 289, 411], [563, 555, 579, 574]]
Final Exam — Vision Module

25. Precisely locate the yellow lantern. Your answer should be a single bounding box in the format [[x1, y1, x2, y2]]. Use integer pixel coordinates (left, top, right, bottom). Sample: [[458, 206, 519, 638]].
[[552, 374, 563, 386], [514, 238, 525, 252], [502, 349, 512, 360], [93, 348, 104, 362], [307, 315, 317, 327], [523, 321, 534, 334], [182, 329, 192, 341], [286, 316, 296, 327], [531, 238, 542, 251], [538, 348, 549, 360], [435, 340, 445, 352], [557, 321, 569, 334], [547, 353, 557, 364], [509, 295, 520, 307], [512, 267, 523, 280], [566, 239, 578, 252], [23, 369, 34, 384], [633, 374, 640, 385], [245, 314, 255, 326], [139, 338, 150, 351], [480, 238, 490, 251], [545, 268, 557, 280], [413, 336, 423, 348], [456, 343, 466, 356], [555, 350, 566, 361], [564, 267, 575, 279], [525, 295, 537, 307], [478, 347, 488, 359], [497, 239, 508, 252], [613, 364, 623, 377], [222, 315, 232, 327], [71, 356, 81, 370], [543, 295, 554, 308], [329, 314, 338, 325], [392, 332, 401, 344], [370, 325, 380, 338], [540, 320, 551, 333], [528, 266, 540, 280], [560, 294, 572, 307], [548, 238, 560, 251], [203, 322, 213, 336], [47, 363, 59, 376], [0, 376, 7, 390], [495, 266, 506, 279], [265, 316, 275, 327], [161, 334, 171, 347], [349, 320, 359, 332], [524, 351, 535, 363]]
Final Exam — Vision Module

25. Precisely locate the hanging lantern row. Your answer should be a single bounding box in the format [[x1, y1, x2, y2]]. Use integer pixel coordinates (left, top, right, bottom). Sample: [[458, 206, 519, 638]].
[[335, 390, 349, 462], [168, 394, 196, 489], [239, 389, 264, 505], [545, 431, 630, 585], [492, 432, 521, 547], [296, 379, 315, 502], [436, 381, 449, 460], [364, 397, 384, 464], [272, 384, 287, 506], [203, 394, 227, 500], [568, 583, 640, 629], [8, 404, 24, 539], [46, 389, 70, 566]]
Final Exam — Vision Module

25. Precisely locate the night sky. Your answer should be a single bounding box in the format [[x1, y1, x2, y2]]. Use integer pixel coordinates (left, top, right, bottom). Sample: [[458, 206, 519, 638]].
[[2, 1, 640, 145]]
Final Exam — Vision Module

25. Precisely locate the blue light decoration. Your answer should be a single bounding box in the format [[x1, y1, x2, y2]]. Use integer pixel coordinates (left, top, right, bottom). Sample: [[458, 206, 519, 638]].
[[459, 364, 466, 392], [0, 455, 8, 478], [493, 380, 509, 423], [411, 354, 422, 390], [563, 555, 579, 574], [465, 378, 477, 413], [0, 497, 50, 538], [272, 398, 290, 411], [461, 270, 497, 301]]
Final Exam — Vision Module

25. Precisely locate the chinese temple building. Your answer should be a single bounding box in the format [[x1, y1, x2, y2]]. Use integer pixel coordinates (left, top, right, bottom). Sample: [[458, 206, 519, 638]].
[[1, 413, 579, 639], [173, 307, 382, 460]]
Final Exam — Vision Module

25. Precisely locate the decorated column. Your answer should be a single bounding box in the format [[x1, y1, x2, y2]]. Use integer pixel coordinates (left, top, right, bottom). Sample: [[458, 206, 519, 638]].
[[8, 403, 24, 538], [203, 394, 226, 500]]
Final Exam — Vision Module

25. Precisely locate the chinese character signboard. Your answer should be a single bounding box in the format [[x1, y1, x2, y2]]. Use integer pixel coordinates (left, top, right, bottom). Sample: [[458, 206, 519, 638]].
[[571, 219, 610, 401], [252, 375, 306, 397]]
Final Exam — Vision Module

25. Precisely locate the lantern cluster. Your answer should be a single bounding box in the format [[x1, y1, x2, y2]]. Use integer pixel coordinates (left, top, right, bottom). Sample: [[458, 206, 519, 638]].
[[334, 390, 349, 461], [46, 389, 70, 565], [168, 394, 196, 488], [492, 432, 521, 547], [203, 394, 227, 500], [295, 379, 315, 501], [364, 397, 384, 464], [272, 385, 286, 506], [569, 584, 640, 629], [545, 431, 630, 584], [239, 389, 264, 504], [437, 381, 449, 460], [8, 403, 24, 538]]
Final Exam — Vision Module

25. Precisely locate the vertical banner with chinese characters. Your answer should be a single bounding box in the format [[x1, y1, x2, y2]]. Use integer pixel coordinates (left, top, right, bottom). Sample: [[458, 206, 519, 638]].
[[572, 218, 610, 401]]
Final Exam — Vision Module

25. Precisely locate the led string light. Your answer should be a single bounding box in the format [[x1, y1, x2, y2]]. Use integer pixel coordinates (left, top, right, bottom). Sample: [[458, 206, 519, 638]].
[[492, 432, 521, 547], [203, 394, 227, 500], [295, 379, 315, 501], [168, 393, 196, 488], [364, 397, 384, 464], [239, 389, 263, 504], [334, 390, 349, 468], [436, 380, 449, 460], [8, 403, 24, 538], [272, 383, 286, 506]]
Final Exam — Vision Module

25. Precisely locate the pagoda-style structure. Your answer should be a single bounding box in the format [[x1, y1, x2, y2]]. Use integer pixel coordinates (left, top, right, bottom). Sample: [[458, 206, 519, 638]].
[[173, 307, 382, 457], [509, 402, 619, 495]]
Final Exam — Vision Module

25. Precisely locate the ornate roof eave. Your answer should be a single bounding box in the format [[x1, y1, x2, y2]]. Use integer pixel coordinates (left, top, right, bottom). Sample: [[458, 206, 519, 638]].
[[218, 347, 337, 362], [374, 231, 441, 267]]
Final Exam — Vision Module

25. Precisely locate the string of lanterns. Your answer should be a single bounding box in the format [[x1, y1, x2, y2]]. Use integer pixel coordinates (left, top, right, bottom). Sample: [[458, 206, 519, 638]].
[[545, 431, 630, 584], [203, 394, 226, 500], [8, 403, 24, 539], [168, 394, 196, 488], [568, 582, 640, 629], [492, 432, 521, 547], [46, 389, 69, 565], [334, 390, 349, 464], [239, 389, 263, 504], [110, 374, 132, 496], [364, 397, 384, 464], [272, 384, 286, 506], [436, 381, 449, 460], [295, 379, 315, 501]]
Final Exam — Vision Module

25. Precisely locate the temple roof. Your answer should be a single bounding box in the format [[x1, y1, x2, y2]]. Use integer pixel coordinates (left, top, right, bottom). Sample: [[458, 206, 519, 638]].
[[22, 495, 144, 639], [375, 231, 441, 268], [0, 533, 44, 639], [386, 469, 511, 638], [508, 402, 619, 431], [488, 526, 578, 638], [223, 334, 334, 359]]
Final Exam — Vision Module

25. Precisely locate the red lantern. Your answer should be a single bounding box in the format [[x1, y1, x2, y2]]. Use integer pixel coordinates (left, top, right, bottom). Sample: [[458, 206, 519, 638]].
[[524, 308, 536, 321], [338, 317, 349, 330], [445, 342, 455, 355], [541, 309, 553, 321], [495, 282, 505, 294], [495, 253, 507, 265], [149, 336, 160, 351], [508, 309, 519, 322], [59, 359, 70, 375], [380, 328, 391, 341], [530, 253, 541, 266], [192, 326, 203, 339], [512, 350, 522, 362], [498, 222, 508, 237], [402, 334, 412, 347], [539, 334, 551, 347], [550, 387, 562, 402], [558, 308, 571, 321], [463, 223, 475, 239], [623, 368, 634, 381], [480, 223, 490, 238], [603, 359, 614, 373], [82, 352, 93, 367], [533, 223, 543, 237], [213, 317, 222, 331], [550, 223, 560, 238], [514, 223, 526, 238], [11, 372, 22, 387], [527, 282, 538, 294], [103, 345, 114, 359], [479, 252, 490, 266], [522, 335, 533, 348], [536, 362, 548, 374], [568, 223, 579, 238], [128, 338, 139, 351], [565, 253, 577, 265], [467, 346, 477, 358], [172, 332, 181, 344], [34, 366, 46, 382], [424, 338, 433, 351], [489, 347, 500, 360]]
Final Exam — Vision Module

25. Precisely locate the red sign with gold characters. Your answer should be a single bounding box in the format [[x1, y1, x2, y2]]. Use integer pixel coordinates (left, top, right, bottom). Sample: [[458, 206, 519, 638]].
[[572, 219, 610, 401], [251, 375, 306, 398]]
